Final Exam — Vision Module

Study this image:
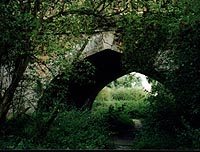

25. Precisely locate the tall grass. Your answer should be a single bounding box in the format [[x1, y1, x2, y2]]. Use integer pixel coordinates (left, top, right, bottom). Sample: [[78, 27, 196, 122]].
[[92, 86, 149, 119], [95, 86, 147, 102]]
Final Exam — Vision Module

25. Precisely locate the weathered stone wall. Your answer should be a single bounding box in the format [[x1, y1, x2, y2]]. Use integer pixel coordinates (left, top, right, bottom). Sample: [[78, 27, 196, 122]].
[[80, 32, 121, 58]]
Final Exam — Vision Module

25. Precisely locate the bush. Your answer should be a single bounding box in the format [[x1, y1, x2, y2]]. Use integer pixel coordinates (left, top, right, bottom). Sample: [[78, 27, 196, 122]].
[[144, 83, 178, 133], [95, 86, 147, 102], [110, 87, 147, 101], [93, 86, 149, 119], [176, 117, 200, 150], [93, 98, 150, 120], [95, 87, 112, 101], [131, 83, 190, 149], [0, 114, 45, 149], [124, 100, 150, 119], [132, 129, 177, 149], [0, 108, 114, 150], [105, 105, 135, 135], [43, 109, 114, 149], [132, 120, 200, 150]]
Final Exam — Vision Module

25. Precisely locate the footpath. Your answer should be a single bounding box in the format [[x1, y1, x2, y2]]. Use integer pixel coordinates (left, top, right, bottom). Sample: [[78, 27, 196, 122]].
[[110, 118, 142, 149]]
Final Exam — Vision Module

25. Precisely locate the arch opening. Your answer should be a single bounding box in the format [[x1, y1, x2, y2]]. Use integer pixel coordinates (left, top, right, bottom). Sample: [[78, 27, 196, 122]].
[[78, 48, 166, 109], [39, 48, 168, 112], [91, 72, 160, 112], [91, 72, 169, 149]]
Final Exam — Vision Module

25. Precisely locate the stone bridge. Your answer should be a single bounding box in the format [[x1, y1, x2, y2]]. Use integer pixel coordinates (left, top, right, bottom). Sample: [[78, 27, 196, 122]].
[[39, 31, 174, 110], [38, 32, 200, 128]]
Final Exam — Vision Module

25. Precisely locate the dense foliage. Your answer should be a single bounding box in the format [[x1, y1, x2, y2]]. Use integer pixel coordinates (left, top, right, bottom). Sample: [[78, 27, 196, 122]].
[[0, 108, 114, 149], [94, 80, 200, 150], [1, 0, 200, 150]]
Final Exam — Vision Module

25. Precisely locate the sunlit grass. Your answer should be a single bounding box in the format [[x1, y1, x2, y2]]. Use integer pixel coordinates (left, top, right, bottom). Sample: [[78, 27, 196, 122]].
[[92, 86, 150, 121]]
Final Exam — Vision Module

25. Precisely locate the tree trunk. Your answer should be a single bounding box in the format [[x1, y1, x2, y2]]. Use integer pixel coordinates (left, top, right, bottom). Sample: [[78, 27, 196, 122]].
[[0, 56, 29, 125]]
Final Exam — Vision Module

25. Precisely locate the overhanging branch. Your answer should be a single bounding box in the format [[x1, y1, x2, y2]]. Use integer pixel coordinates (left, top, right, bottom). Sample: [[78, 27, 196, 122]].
[[43, 8, 103, 23]]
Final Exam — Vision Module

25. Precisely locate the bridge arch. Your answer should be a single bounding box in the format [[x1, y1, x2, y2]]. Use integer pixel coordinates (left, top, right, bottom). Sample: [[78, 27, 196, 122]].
[[38, 31, 200, 128], [38, 32, 169, 111], [72, 49, 165, 109]]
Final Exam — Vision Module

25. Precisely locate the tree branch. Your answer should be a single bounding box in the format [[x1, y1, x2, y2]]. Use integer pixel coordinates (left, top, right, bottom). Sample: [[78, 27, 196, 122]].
[[43, 8, 103, 23]]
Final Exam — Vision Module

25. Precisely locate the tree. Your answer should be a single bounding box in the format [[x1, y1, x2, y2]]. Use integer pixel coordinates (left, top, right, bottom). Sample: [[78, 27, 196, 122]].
[[1, 0, 200, 130], [118, 0, 200, 127], [0, 1, 35, 124], [0, 0, 132, 125]]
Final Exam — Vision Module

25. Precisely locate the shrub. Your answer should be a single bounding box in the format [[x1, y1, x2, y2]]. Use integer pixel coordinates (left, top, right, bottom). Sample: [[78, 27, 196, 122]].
[[43, 109, 114, 149], [132, 129, 177, 149], [95, 87, 112, 101], [110, 87, 147, 101], [93, 98, 150, 121], [131, 83, 181, 149], [144, 83, 178, 133], [105, 105, 135, 135], [0, 114, 45, 149], [176, 117, 200, 150], [124, 100, 150, 119], [0, 108, 114, 150], [93, 86, 148, 119]]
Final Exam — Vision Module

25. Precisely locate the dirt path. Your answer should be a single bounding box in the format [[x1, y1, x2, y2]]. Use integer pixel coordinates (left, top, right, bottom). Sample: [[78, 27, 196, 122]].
[[110, 119, 142, 149], [110, 134, 135, 149]]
